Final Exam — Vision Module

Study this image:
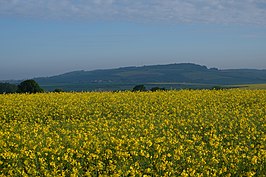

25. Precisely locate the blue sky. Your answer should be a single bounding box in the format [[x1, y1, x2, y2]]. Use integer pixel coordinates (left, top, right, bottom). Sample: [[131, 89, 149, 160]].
[[1, 0, 266, 80]]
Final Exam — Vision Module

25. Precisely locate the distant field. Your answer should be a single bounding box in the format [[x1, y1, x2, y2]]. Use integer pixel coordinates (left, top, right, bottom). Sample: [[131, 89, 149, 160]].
[[40, 82, 218, 92], [151, 83, 266, 90], [39, 82, 266, 92], [233, 84, 266, 90], [1, 90, 265, 176]]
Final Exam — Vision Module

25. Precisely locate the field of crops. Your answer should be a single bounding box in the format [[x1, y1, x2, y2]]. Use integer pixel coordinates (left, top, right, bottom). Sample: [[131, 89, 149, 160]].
[[236, 84, 266, 90], [0, 90, 265, 176]]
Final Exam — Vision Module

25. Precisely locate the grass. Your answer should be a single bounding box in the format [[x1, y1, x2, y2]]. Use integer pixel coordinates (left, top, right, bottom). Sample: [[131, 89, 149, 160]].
[[233, 84, 266, 90]]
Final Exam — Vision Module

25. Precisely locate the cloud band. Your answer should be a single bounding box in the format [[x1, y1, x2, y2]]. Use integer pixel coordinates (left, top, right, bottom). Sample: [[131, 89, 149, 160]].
[[0, 0, 265, 25]]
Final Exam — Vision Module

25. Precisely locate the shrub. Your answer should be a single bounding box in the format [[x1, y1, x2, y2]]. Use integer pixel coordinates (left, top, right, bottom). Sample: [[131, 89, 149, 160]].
[[17, 80, 44, 93]]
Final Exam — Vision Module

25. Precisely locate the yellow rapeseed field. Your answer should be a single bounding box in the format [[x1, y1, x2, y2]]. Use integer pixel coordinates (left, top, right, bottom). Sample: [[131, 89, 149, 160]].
[[0, 90, 265, 176]]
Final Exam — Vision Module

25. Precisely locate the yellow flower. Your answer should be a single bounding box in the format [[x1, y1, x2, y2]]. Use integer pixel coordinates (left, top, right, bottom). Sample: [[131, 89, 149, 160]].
[[251, 156, 258, 165], [0, 90, 265, 176]]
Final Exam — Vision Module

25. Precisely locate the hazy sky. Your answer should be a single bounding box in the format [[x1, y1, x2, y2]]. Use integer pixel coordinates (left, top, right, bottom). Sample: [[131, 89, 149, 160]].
[[1, 0, 266, 80]]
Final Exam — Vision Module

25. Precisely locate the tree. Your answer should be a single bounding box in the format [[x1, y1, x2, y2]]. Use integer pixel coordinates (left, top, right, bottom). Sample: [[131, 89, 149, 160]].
[[17, 80, 44, 93], [150, 87, 166, 92], [53, 88, 64, 93], [0, 83, 18, 94], [132, 85, 146, 92]]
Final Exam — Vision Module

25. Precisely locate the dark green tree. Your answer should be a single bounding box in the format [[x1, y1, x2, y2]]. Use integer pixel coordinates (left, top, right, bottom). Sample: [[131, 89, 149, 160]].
[[150, 87, 166, 92], [0, 83, 18, 94], [53, 88, 64, 93], [132, 84, 146, 92], [17, 80, 44, 93]]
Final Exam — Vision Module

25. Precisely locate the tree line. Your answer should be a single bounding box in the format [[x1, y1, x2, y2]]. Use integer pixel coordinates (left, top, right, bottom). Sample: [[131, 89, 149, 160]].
[[0, 80, 44, 94], [132, 85, 166, 92], [1, 80, 228, 94], [1, 80, 169, 94]]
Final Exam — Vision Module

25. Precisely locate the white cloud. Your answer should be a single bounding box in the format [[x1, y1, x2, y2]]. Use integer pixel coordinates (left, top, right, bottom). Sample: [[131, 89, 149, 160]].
[[0, 0, 266, 25]]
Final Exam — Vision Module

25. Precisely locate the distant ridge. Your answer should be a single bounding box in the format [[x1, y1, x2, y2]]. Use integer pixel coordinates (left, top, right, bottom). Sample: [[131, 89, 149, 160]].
[[35, 63, 266, 84], [3, 63, 266, 91]]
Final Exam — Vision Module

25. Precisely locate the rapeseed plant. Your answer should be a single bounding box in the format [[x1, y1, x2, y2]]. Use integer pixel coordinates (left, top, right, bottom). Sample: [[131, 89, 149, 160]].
[[0, 90, 265, 176]]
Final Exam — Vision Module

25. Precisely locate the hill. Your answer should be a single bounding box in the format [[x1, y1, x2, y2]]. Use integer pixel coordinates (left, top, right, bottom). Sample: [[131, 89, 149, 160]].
[[3, 63, 266, 91], [29, 63, 266, 91]]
